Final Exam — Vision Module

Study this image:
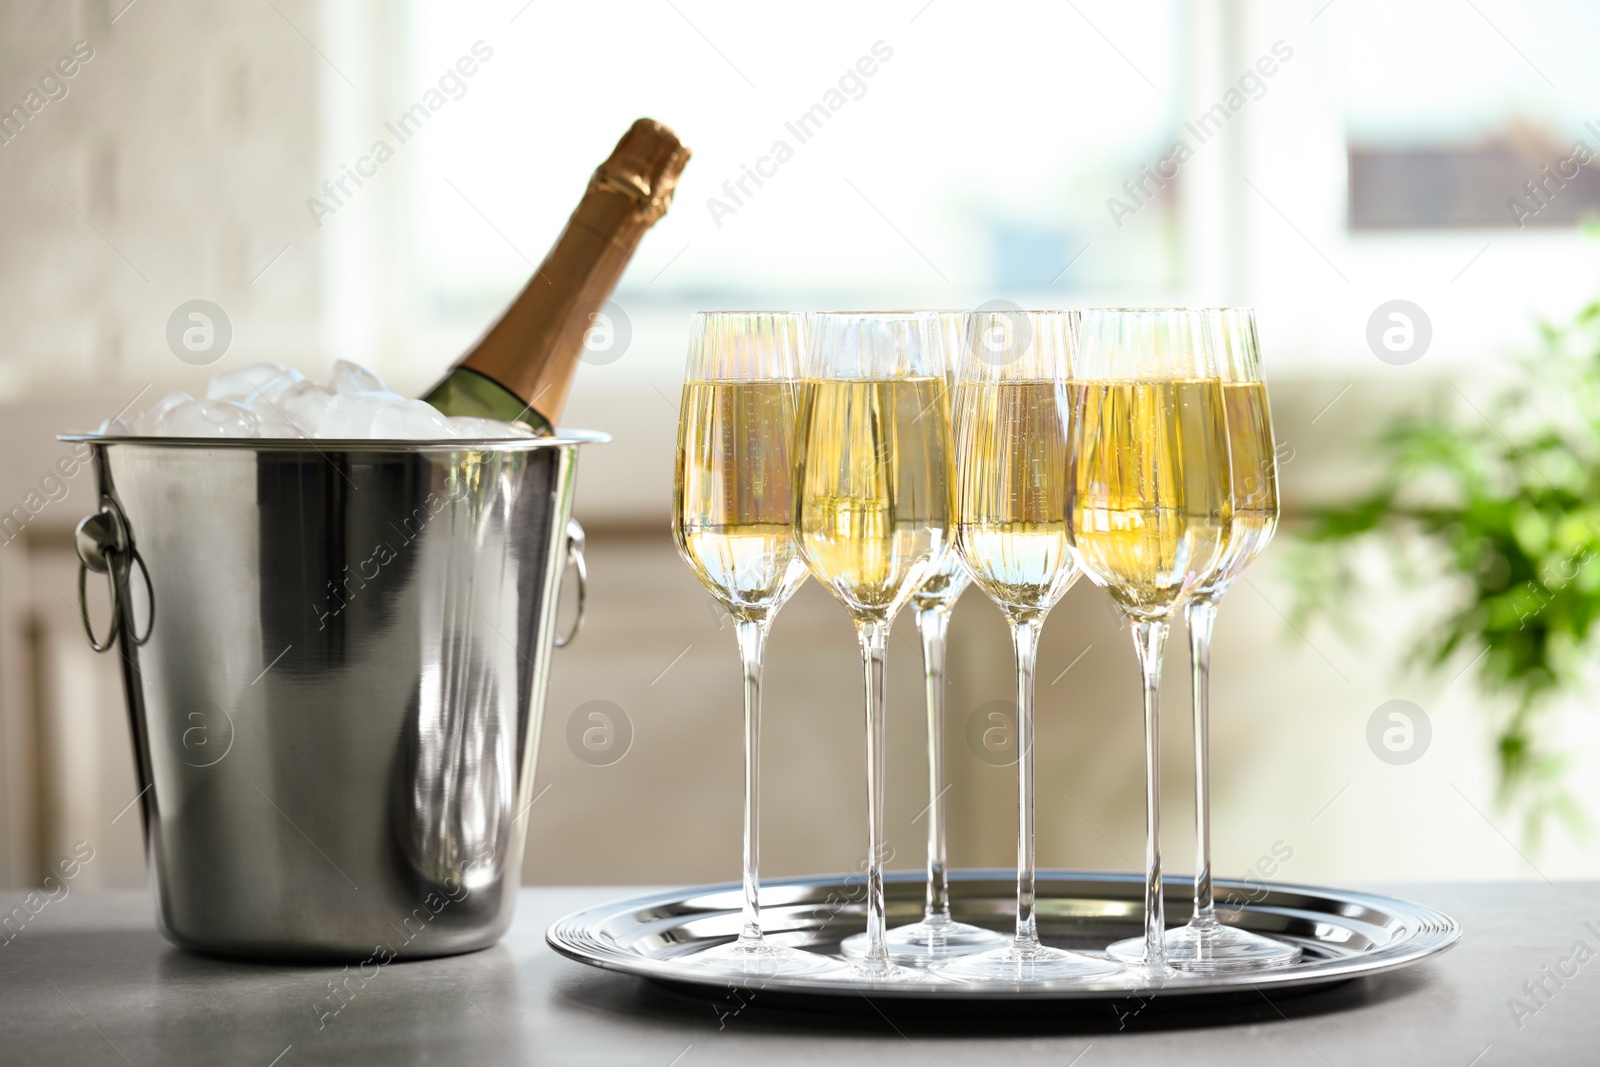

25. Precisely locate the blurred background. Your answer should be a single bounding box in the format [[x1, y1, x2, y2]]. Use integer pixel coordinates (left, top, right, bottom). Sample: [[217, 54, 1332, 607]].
[[3, 0, 1599, 894]]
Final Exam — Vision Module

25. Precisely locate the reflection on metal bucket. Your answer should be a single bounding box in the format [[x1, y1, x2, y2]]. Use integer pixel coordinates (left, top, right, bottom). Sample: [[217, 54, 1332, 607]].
[[63, 432, 604, 961]]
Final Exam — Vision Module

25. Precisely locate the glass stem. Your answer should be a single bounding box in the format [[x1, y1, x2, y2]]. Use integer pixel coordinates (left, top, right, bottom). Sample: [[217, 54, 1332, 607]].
[[1186, 597, 1219, 929], [1131, 617, 1169, 970], [733, 618, 769, 946], [916, 606, 954, 926], [857, 619, 893, 967], [1010, 616, 1043, 950]]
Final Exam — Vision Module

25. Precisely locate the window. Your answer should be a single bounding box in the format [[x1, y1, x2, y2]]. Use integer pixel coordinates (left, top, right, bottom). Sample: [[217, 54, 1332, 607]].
[[377, 0, 1183, 368], [1339, 0, 1600, 231]]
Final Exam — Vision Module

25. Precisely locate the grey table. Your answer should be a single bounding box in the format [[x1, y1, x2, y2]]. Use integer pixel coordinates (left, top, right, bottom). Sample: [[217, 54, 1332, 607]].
[[0, 883, 1593, 1065]]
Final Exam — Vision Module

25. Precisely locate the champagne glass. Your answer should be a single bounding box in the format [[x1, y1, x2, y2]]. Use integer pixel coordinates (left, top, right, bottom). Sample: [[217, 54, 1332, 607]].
[[938, 309, 1123, 983], [840, 312, 1006, 967], [1137, 308, 1301, 971], [672, 312, 836, 977], [794, 311, 952, 981], [1066, 309, 1232, 973]]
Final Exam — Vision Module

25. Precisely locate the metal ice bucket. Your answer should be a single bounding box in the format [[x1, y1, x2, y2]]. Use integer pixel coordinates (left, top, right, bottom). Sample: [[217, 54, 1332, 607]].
[[61, 431, 605, 960]]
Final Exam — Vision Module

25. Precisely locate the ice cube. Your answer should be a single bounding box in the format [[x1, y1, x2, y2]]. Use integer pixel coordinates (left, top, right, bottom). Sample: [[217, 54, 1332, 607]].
[[112, 360, 514, 440], [243, 375, 304, 411], [371, 399, 461, 440], [447, 416, 535, 439], [97, 417, 135, 435], [329, 359, 391, 395], [159, 399, 259, 438], [208, 362, 305, 405], [135, 392, 194, 435], [271, 381, 334, 434], [252, 406, 308, 438], [316, 391, 405, 439]]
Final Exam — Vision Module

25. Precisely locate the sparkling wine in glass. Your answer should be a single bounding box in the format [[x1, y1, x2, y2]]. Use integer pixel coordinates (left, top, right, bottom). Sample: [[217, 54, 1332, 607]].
[[840, 312, 1006, 967], [936, 309, 1124, 983], [1066, 309, 1232, 974], [1132, 308, 1301, 972], [794, 312, 952, 982], [672, 312, 836, 977]]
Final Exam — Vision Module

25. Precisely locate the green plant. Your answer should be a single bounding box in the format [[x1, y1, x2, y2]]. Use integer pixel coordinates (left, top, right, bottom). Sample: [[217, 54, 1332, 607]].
[[1290, 297, 1600, 844]]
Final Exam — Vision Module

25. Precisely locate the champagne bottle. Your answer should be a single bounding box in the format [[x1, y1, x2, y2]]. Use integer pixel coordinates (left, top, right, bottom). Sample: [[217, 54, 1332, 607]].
[[424, 118, 691, 432]]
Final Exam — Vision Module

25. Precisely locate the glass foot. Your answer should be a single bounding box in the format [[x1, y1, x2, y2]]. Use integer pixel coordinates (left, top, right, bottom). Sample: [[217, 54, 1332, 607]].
[[839, 917, 1009, 967], [832, 955, 948, 984], [935, 940, 1125, 983], [676, 937, 843, 979], [1107, 921, 1302, 973]]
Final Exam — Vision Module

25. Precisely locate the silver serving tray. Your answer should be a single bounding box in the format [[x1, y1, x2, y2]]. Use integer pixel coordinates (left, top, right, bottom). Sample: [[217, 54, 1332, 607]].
[[546, 870, 1459, 1001]]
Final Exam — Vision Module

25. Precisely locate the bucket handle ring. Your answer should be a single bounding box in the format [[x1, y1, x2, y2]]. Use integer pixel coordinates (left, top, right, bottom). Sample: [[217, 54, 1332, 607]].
[[74, 501, 154, 653], [554, 518, 587, 649]]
